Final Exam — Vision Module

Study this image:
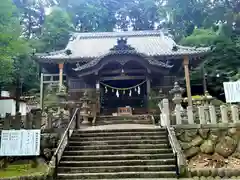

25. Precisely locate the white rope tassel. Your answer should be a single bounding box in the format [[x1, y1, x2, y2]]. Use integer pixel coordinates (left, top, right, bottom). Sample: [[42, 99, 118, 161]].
[[105, 87, 108, 93], [129, 90, 132, 97]]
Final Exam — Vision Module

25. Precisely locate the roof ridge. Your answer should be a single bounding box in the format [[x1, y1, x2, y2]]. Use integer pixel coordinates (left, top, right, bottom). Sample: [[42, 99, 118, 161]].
[[70, 30, 162, 39]]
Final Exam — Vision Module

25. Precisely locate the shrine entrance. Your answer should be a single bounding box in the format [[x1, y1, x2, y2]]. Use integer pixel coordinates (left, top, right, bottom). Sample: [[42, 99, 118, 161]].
[[98, 59, 150, 115], [100, 79, 148, 115]]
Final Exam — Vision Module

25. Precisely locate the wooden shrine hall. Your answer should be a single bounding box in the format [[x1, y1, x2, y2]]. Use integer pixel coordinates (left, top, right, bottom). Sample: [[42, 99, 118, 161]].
[[36, 30, 209, 116]]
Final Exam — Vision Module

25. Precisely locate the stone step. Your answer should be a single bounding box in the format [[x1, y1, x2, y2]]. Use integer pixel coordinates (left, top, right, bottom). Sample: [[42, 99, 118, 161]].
[[75, 135, 167, 141], [63, 148, 173, 156], [67, 143, 169, 150], [96, 120, 153, 125], [74, 128, 165, 133], [57, 164, 176, 173], [68, 139, 168, 146], [61, 153, 174, 161], [58, 179, 186, 180], [59, 158, 176, 167], [57, 178, 189, 180], [72, 131, 166, 137], [57, 171, 176, 179]]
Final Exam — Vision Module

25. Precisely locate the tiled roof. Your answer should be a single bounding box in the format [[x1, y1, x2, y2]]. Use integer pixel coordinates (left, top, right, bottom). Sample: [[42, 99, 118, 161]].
[[36, 30, 210, 61]]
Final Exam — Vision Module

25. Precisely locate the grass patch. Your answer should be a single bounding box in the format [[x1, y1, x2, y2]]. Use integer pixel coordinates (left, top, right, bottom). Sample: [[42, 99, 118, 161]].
[[0, 161, 48, 178]]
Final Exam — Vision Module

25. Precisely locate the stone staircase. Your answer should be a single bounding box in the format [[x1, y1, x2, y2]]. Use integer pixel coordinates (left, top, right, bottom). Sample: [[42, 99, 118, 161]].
[[96, 115, 154, 125], [57, 128, 177, 179]]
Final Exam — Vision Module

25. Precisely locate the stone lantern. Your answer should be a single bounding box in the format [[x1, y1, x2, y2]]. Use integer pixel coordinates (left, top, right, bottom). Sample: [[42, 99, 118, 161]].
[[56, 85, 68, 109], [80, 91, 91, 125], [170, 82, 185, 105], [202, 91, 214, 105], [169, 82, 185, 124]]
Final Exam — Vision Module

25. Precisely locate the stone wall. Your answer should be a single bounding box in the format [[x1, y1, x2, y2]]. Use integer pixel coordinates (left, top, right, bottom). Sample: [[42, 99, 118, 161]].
[[41, 132, 60, 161], [176, 125, 240, 177]]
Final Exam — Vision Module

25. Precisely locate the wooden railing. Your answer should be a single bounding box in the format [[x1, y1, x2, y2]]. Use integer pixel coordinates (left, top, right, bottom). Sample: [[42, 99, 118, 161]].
[[50, 108, 80, 178]]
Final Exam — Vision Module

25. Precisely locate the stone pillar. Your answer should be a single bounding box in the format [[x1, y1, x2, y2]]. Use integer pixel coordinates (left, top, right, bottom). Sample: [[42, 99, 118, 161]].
[[183, 55, 192, 107], [31, 108, 42, 129], [220, 105, 228, 123], [170, 82, 185, 125], [25, 113, 32, 129], [3, 113, 11, 130], [209, 105, 217, 124], [231, 105, 239, 123], [187, 106, 194, 124], [58, 63, 64, 92], [12, 112, 21, 130], [158, 99, 170, 127], [198, 106, 206, 124]]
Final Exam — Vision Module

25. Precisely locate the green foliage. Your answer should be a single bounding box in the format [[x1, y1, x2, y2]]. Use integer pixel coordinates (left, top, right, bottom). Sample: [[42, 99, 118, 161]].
[[1, 0, 238, 97], [0, 0, 29, 85], [180, 29, 219, 47], [38, 7, 73, 52]]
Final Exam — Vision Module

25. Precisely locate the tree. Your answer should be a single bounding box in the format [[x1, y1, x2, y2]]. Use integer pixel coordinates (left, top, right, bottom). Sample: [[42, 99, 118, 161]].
[[180, 28, 219, 47], [0, 0, 29, 85], [13, 0, 46, 39], [37, 7, 73, 52]]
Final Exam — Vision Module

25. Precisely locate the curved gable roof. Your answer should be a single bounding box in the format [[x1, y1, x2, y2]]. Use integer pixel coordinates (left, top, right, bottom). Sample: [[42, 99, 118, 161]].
[[36, 30, 209, 62]]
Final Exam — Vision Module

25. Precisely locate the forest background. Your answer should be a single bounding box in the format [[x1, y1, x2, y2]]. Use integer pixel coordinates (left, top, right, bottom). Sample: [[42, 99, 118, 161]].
[[1, 0, 240, 100]]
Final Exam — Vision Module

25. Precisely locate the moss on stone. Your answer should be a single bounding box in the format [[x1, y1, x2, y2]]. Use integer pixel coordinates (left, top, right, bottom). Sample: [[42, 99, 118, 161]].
[[0, 161, 48, 179]]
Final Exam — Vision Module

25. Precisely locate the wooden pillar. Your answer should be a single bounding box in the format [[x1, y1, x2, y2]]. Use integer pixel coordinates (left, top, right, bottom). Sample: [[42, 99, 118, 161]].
[[146, 76, 151, 113], [183, 55, 192, 106], [96, 80, 100, 115], [40, 73, 44, 109], [58, 63, 64, 91]]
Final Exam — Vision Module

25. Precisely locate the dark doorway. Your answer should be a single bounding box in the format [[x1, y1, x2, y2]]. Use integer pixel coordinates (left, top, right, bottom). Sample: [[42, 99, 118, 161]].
[[100, 79, 147, 115]]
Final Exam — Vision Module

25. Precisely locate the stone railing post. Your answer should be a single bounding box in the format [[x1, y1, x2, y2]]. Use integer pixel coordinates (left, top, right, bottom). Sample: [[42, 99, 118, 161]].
[[59, 110, 64, 128], [25, 113, 32, 129], [158, 99, 170, 127], [170, 82, 185, 125], [220, 105, 228, 123], [209, 105, 217, 124], [198, 106, 206, 124], [187, 106, 194, 124], [12, 112, 21, 130], [231, 105, 239, 123], [46, 111, 53, 129], [3, 113, 11, 130], [31, 108, 42, 129]]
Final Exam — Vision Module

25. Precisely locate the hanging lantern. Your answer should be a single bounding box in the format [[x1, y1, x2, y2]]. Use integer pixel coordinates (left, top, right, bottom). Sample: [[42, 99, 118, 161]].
[[123, 90, 125, 94], [129, 90, 132, 97], [135, 87, 137, 92], [105, 86, 108, 93], [112, 89, 114, 93], [116, 90, 119, 97]]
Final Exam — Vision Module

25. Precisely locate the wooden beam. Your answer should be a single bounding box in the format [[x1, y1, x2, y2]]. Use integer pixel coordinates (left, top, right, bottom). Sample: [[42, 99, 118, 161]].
[[43, 80, 66, 84], [100, 75, 145, 81], [100, 69, 147, 75], [183, 55, 192, 106], [43, 73, 66, 77]]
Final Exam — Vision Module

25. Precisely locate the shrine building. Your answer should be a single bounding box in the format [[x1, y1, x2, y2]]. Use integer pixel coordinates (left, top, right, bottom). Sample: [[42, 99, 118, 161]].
[[36, 30, 209, 115]]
